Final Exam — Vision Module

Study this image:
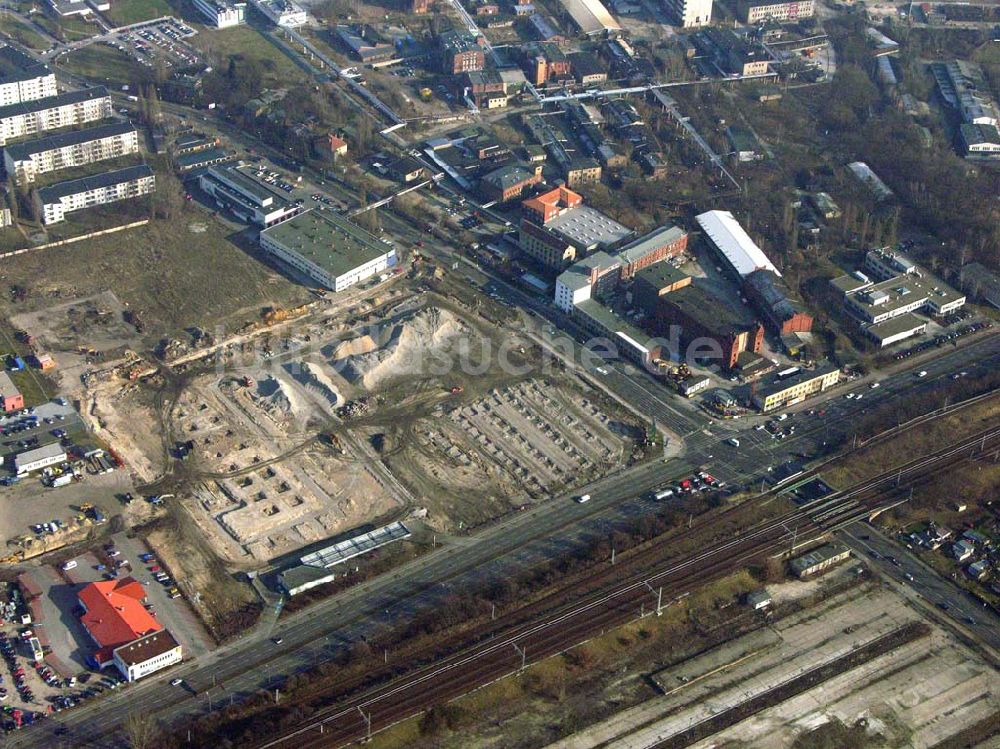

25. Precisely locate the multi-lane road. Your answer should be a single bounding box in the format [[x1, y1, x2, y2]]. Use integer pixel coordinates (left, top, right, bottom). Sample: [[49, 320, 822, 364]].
[[14, 333, 1000, 747]]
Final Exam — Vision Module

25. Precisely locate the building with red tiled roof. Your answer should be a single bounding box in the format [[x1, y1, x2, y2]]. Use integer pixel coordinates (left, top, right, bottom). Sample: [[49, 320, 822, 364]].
[[78, 577, 160, 665]]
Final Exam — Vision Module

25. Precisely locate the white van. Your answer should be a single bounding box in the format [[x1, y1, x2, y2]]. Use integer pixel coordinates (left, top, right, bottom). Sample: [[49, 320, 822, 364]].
[[61, 560, 77, 571], [576, 494, 591, 503], [727, 438, 740, 447]]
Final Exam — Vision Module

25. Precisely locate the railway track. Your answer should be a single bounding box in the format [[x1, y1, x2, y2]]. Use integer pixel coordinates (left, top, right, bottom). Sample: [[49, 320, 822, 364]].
[[254, 425, 1000, 749]]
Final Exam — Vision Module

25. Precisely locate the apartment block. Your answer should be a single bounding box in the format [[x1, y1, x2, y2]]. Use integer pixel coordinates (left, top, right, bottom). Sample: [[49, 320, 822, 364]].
[[34, 165, 156, 225], [4, 122, 138, 184], [0, 87, 111, 146], [0, 46, 57, 107]]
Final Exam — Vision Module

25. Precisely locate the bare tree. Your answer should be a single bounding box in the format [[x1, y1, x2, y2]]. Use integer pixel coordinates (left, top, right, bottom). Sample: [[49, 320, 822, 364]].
[[123, 712, 159, 749]]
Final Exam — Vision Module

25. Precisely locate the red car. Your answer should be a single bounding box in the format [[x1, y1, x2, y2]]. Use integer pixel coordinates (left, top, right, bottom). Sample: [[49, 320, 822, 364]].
[[149, 565, 161, 573]]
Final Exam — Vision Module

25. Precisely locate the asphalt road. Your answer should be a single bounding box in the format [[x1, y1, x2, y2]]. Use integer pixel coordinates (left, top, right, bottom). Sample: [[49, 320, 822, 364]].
[[840, 523, 1000, 654], [17, 334, 1000, 748]]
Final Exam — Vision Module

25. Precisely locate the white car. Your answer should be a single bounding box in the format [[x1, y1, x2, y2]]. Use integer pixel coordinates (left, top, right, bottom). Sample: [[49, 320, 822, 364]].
[[170, 678, 183, 686], [916, 370, 928, 378], [869, 382, 880, 389], [575, 494, 591, 503]]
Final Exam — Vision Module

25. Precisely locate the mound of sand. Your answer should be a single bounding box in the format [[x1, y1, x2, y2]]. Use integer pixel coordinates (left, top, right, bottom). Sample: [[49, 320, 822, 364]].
[[331, 334, 378, 359], [286, 361, 341, 409], [251, 375, 307, 422], [333, 308, 469, 390]]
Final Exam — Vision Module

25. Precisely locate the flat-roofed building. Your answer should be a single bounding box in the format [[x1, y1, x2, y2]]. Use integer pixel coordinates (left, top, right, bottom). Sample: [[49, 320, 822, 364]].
[[192, 0, 246, 27], [14, 442, 67, 474], [789, 543, 850, 578], [862, 313, 927, 348], [632, 263, 692, 314], [3, 122, 139, 183], [0, 46, 57, 107], [841, 272, 965, 324], [554, 251, 621, 311], [198, 165, 300, 226], [46, 0, 91, 16], [558, 0, 622, 35], [740, 0, 814, 23], [616, 225, 688, 279], [34, 165, 155, 225], [655, 284, 764, 370], [258, 209, 397, 292], [664, 0, 712, 27], [250, 0, 307, 26], [742, 269, 812, 335], [752, 364, 839, 412], [0, 87, 112, 146]]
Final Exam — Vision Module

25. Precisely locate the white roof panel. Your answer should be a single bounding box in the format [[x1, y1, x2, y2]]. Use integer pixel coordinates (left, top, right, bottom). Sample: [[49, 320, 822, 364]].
[[695, 210, 780, 278]]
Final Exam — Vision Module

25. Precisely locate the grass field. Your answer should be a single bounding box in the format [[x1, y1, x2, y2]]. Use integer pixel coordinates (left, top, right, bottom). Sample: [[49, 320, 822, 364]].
[[54, 44, 146, 87], [33, 13, 98, 41], [104, 0, 174, 26], [0, 216, 312, 345], [189, 25, 310, 88], [2, 18, 50, 51]]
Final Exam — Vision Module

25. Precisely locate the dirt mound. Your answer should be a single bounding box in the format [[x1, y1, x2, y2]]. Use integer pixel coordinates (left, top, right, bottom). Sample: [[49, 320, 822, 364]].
[[286, 361, 341, 408], [251, 375, 307, 421], [332, 307, 469, 390], [331, 334, 378, 359]]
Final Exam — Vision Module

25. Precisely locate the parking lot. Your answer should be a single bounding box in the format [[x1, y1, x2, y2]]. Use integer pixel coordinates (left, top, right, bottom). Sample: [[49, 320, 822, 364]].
[[0, 400, 80, 466]]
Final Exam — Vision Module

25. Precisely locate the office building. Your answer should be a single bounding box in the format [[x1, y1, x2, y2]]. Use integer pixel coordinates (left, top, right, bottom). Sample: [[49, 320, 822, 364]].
[[663, 0, 712, 27], [0, 46, 57, 107], [752, 364, 839, 412], [0, 87, 111, 146], [250, 0, 307, 26], [35, 165, 155, 225], [198, 165, 300, 227], [192, 0, 246, 27], [3, 122, 138, 184], [258, 209, 397, 292]]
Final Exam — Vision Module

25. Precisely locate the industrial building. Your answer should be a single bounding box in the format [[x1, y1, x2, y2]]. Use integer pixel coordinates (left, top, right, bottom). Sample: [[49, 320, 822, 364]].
[[693, 28, 770, 76], [959, 123, 1000, 160], [931, 61, 998, 128], [557, 0, 622, 35], [652, 284, 764, 370], [740, 0, 814, 23], [521, 185, 632, 262], [258, 209, 397, 292], [250, 0, 307, 26], [554, 251, 621, 311], [615, 225, 688, 278], [280, 522, 411, 596], [0, 46, 57, 107], [78, 578, 182, 681], [479, 162, 542, 203], [696, 210, 780, 278], [198, 165, 300, 227], [663, 0, 712, 27], [742, 269, 812, 335], [631, 263, 692, 314], [0, 87, 112, 146], [192, 0, 246, 27], [789, 543, 850, 578], [752, 364, 839, 412], [14, 442, 67, 475], [3, 122, 139, 184], [336, 25, 395, 64], [846, 161, 894, 201], [35, 165, 155, 225], [437, 30, 485, 75], [0, 372, 24, 414], [45, 0, 92, 16]]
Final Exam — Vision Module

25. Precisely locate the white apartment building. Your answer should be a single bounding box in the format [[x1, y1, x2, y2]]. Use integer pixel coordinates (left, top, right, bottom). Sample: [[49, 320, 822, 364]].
[[192, 0, 246, 27], [250, 0, 308, 26], [0, 46, 57, 107], [741, 0, 814, 23], [3, 122, 138, 183], [112, 631, 182, 682], [663, 0, 712, 27], [35, 164, 156, 225], [0, 87, 111, 146]]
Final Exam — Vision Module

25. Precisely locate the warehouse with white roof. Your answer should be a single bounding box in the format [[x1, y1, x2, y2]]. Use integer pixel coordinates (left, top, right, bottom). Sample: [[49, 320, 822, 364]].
[[695, 210, 780, 279]]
